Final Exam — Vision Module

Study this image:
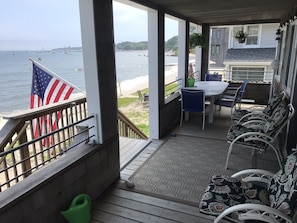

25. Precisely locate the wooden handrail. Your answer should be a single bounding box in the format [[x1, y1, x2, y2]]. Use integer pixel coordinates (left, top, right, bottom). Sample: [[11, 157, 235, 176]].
[[118, 110, 148, 139], [0, 96, 147, 191]]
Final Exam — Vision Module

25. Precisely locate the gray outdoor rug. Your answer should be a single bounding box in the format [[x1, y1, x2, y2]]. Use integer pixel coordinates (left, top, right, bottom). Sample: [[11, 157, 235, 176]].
[[124, 135, 279, 207]]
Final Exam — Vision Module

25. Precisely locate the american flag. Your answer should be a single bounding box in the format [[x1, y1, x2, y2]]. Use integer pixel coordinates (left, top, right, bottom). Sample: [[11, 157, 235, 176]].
[[30, 61, 74, 144]]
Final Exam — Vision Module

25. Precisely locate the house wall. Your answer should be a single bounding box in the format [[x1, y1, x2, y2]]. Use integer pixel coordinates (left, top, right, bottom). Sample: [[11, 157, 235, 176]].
[[160, 95, 181, 137], [210, 27, 229, 67], [260, 24, 278, 48], [230, 23, 278, 49], [0, 139, 120, 223]]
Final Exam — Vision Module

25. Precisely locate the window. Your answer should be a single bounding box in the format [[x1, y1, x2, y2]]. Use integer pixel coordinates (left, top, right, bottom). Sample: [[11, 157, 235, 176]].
[[232, 67, 264, 81], [216, 30, 221, 39], [211, 45, 220, 55], [215, 45, 220, 54], [233, 25, 259, 45], [246, 25, 259, 45], [211, 29, 221, 40]]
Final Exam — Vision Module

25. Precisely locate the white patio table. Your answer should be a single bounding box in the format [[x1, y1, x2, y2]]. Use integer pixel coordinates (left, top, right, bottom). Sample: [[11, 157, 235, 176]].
[[184, 81, 229, 123]]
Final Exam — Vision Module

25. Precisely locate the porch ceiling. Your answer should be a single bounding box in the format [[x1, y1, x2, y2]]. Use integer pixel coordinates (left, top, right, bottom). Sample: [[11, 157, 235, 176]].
[[130, 0, 296, 25]]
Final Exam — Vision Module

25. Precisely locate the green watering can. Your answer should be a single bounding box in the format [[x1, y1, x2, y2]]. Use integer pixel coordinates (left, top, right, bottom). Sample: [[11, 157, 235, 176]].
[[61, 194, 91, 223]]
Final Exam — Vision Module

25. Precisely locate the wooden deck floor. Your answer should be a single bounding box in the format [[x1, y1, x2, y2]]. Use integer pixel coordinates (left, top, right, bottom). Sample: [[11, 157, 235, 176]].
[[119, 137, 151, 170], [91, 106, 278, 223]]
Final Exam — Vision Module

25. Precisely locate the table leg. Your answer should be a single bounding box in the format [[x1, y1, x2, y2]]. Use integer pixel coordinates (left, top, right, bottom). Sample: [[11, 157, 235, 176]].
[[208, 96, 215, 123], [185, 111, 189, 121]]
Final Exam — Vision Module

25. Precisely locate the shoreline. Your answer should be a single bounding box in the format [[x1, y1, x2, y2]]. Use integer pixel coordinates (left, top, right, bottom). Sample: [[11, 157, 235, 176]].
[[0, 65, 179, 128], [117, 65, 178, 97]]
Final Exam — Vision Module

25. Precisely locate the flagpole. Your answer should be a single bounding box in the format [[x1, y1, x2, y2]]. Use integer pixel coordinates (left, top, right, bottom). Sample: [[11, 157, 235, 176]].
[[29, 57, 86, 94]]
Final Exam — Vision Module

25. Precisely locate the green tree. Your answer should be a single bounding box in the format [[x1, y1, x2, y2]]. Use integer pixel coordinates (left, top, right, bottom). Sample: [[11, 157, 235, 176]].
[[165, 36, 178, 52], [189, 33, 205, 48]]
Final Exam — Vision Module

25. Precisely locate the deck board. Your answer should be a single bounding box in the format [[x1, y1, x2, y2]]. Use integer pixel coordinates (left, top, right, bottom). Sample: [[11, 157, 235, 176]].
[[92, 107, 276, 223], [119, 137, 150, 170], [92, 188, 216, 223]]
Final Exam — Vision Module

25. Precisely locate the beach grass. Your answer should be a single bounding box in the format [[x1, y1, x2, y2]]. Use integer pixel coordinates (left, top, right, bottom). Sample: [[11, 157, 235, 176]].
[[118, 96, 149, 137], [117, 82, 179, 138], [118, 97, 138, 107], [125, 112, 149, 136]]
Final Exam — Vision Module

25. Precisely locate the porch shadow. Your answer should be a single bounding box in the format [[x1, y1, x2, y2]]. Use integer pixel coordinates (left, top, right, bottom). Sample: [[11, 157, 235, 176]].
[[91, 105, 279, 222]]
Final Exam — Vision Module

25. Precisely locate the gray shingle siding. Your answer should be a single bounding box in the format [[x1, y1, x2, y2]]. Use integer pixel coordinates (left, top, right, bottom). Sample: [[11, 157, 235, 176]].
[[224, 48, 276, 62]]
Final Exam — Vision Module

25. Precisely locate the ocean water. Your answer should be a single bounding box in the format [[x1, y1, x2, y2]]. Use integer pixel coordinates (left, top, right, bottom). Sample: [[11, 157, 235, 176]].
[[0, 50, 179, 117]]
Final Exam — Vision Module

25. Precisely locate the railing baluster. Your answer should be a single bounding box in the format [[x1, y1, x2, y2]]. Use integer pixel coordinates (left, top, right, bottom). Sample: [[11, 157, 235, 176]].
[[60, 109, 67, 152], [0, 96, 147, 191], [29, 120, 39, 167]]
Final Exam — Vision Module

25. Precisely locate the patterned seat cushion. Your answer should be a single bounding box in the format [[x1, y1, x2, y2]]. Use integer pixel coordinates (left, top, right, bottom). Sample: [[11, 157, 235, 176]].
[[227, 101, 289, 152], [232, 109, 250, 121], [268, 152, 297, 217], [262, 101, 289, 136], [227, 124, 268, 152], [231, 93, 283, 122], [199, 175, 269, 218], [262, 94, 283, 116]]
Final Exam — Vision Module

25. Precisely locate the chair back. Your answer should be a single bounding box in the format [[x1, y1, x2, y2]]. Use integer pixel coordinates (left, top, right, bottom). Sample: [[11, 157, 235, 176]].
[[263, 101, 294, 138], [269, 151, 297, 217], [263, 91, 285, 116], [137, 90, 143, 100], [205, 74, 222, 81], [238, 80, 248, 100], [181, 89, 205, 113]]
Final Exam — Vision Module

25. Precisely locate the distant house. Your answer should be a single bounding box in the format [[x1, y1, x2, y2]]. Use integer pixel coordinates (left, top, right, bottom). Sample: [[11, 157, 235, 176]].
[[210, 23, 278, 83]]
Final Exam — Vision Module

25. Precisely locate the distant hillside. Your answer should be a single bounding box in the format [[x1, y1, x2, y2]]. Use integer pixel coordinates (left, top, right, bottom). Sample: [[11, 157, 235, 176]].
[[116, 36, 178, 52], [52, 47, 82, 52], [52, 36, 179, 53], [116, 41, 148, 50]]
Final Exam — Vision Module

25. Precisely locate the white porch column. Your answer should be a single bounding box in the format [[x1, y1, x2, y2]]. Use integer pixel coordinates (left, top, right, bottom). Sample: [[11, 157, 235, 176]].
[[178, 19, 187, 86], [195, 25, 202, 81], [79, 0, 102, 144], [148, 8, 159, 139], [195, 47, 202, 81]]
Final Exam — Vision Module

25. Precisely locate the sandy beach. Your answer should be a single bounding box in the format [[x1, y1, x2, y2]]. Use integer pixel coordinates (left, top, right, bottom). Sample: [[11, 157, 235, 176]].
[[117, 64, 179, 97]]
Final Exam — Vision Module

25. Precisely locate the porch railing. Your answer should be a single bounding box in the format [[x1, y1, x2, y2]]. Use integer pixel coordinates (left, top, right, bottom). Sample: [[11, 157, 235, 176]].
[[208, 69, 273, 83], [164, 78, 182, 98], [0, 96, 147, 192]]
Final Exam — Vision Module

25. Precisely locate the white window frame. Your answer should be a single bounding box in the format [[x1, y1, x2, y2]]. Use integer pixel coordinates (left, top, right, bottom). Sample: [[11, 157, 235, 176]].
[[245, 25, 260, 46], [281, 21, 297, 96], [232, 25, 261, 48], [231, 66, 265, 82]]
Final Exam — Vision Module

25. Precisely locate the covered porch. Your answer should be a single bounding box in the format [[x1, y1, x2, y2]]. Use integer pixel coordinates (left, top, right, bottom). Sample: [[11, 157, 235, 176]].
[[92, 106, 280, 222], [0, 0, 297, 222]]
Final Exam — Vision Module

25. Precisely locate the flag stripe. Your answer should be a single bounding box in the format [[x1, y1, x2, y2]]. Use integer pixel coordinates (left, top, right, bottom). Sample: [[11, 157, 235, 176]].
[[45, 79, 60, 105], [30, 61, 75, 145], [64, 87, 74, 100]]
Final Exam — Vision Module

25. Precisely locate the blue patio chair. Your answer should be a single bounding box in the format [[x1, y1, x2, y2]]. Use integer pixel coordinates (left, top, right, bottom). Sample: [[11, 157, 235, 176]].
[[180, 89, 206, 130], [236, 79, 248, 109], [214, 80, 248, 116], [214, 86, 241, 116], [205, 73, 222, 81]]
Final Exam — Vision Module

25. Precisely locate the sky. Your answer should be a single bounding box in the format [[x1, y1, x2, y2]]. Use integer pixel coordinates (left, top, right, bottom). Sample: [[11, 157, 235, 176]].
[[0, 0, 178, 51]]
